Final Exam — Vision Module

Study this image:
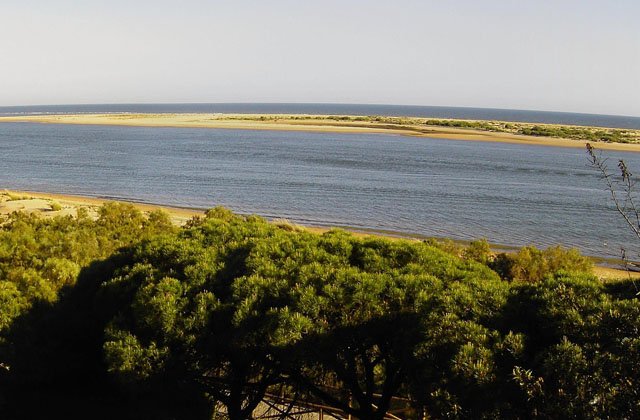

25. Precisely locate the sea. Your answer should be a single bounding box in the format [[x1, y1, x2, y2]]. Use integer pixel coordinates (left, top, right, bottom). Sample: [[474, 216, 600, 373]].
[[2, 105, 640, 260]]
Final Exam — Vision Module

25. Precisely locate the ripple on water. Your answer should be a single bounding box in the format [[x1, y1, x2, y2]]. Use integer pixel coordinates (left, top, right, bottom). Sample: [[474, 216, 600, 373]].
[[1, 122, 639, 258]]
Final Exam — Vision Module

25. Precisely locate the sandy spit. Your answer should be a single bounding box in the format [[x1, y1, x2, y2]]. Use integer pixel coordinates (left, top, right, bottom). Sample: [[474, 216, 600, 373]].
[[1, 113, 639, 152]]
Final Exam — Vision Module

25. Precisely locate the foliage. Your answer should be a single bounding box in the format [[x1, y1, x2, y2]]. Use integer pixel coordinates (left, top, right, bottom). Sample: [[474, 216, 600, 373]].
[[0, 205, 637, 419], [463, 238, 491, 265], [492, 245, 593, 283]]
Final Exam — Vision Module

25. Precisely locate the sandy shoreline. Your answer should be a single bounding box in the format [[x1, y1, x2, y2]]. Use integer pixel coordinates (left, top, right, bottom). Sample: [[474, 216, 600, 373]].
[[2, 113, 640, 152], [1, 189, 637, 280], [0, 189, 417, 239], [0, 190, 204, 226]]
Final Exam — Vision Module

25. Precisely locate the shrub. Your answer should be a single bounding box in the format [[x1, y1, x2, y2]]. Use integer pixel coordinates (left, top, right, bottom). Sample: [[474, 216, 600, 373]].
[[492, 245, 592, 283], [463, 238, 491, 264]]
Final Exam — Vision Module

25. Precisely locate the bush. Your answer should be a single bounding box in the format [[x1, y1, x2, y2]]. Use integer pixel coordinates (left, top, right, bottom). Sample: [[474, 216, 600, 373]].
[[492, 245, 592, 283], [463, 238, 491, 264]]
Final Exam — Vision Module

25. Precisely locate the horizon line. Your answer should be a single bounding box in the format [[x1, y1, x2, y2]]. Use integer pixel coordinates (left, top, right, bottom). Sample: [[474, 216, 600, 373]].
[[1, 101, 639, 120]]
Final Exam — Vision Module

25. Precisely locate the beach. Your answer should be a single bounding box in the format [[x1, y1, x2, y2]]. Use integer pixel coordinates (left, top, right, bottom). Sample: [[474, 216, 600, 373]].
[[2, 113, 640, 152], [0, 189, 420, 239], [0, 189, 202, 226]]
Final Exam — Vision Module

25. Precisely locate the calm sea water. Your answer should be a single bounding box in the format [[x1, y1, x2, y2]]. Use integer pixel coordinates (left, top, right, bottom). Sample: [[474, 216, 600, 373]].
[[1, 122, 639, 259], [1, 103, 640, 129]]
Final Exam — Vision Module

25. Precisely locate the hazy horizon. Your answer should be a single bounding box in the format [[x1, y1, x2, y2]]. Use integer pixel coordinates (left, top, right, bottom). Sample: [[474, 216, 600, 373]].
[[2, 101, 640, 119], [2, 1, 639, 116]]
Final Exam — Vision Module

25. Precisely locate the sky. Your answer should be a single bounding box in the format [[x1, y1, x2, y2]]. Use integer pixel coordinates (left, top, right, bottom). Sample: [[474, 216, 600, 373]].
[[1, 0, 639, 116]]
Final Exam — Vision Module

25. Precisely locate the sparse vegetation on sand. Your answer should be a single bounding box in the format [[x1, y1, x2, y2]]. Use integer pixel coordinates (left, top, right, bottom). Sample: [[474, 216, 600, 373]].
[[217, 114, 640, 144], [2, 113, 639, 146]]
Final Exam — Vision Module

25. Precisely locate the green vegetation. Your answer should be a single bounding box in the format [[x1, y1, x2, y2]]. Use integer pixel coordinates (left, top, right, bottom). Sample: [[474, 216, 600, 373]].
[[491, 245, 594, 283], [3, 192, 29, 201], [425, 119, 499, 131], [518, 125, 633, 143], [424, 118, 636, 143], [0, 205, 638, 419], [222, 114, 640, 144]]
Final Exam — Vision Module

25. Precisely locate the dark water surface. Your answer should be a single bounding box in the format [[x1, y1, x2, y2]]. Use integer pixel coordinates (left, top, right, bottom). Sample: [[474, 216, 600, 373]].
[[2, 122, 639, 259], [2, 103, 640, 129]]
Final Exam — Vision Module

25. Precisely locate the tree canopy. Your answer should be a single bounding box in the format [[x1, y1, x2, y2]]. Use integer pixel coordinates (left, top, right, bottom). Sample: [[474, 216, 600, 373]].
[[0, 204, 638, 419]]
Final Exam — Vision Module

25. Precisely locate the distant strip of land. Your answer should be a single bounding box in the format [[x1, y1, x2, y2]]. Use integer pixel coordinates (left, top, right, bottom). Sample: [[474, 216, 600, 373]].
[[2, 113, 640, 151]]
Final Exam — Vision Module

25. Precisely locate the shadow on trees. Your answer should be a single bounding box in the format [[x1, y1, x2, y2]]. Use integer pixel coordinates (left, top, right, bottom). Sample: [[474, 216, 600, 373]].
[[285, 313, 423, 420], [0, 250, 210, 420]]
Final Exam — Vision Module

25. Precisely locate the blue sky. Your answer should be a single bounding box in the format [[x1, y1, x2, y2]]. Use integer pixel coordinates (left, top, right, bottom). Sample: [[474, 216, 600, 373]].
[[1, 0, 638, 116]]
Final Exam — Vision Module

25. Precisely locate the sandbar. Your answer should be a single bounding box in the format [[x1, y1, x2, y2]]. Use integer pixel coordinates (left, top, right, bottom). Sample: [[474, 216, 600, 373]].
[[1, 113, 639, 152]]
